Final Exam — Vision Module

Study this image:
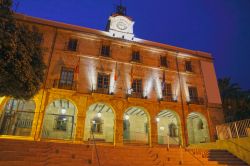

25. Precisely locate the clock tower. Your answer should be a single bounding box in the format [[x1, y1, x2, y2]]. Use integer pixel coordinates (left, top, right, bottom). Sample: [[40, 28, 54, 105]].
[[106, 5, 135, 40]]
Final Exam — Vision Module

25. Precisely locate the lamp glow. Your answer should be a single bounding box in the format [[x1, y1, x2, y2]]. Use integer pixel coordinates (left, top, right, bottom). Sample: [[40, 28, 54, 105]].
[[156, 117, 160, 122], [160, 126, 164, 131], [125, 115, 129, 120], [61, 108, 66, 114], [97, 112, 102, 118]]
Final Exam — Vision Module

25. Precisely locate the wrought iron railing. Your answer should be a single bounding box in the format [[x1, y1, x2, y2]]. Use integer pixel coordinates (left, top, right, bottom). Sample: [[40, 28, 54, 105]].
[[160, 95, 177, 102], [91, 84, 113, 95], [216, 119, 250, 140], [188, 97, 204, 105], [53, 79, 77, 91], [127, 92, 146, 99], [89, 129, 101, 166]]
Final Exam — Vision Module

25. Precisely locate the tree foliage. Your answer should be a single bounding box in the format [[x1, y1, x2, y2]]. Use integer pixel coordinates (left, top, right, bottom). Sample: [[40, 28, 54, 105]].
[[0, 0, 46, 100], [218, 77, 250, 122]]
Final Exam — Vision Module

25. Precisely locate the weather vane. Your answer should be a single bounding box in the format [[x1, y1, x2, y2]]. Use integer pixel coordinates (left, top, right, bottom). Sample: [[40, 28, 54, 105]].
[[116, 0, 126, 15]]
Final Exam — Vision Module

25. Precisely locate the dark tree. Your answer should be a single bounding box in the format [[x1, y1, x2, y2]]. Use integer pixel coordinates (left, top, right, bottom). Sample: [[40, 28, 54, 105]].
[[218, 77, 250, 122], [0, 0, 46, 100]]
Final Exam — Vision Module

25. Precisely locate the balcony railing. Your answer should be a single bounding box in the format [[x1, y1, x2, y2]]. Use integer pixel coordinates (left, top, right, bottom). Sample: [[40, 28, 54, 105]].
[[53, 79, 77, 91], [91, 85, 113, 95], [188, 97, 204, 105], [127, 92, 146, 99], [160, 95, 177, 102]]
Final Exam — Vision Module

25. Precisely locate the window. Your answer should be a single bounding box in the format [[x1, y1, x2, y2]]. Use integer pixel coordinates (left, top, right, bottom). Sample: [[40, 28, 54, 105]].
[[91, 117, 103, 134], [160, 56, 168, 67], [0, 99, 35, 136], [55, 115, 67, 131], [169, 123, 178, 137], [132, 79, 142, 93], [59, 67, 74, 89], [188, 87, 198, 100], [162, 83, 172, 97], [101, 45, 110, 57], [67, 38, 78, 51], [185, 61, 193, 72], [97, 73, 110, 89], [131, 51, 140, 62], [197, 119, 204, 130]]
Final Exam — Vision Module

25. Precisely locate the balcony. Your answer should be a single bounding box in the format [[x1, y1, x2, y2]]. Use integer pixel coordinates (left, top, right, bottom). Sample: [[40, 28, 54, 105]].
[[127, 92, 146, 99], [53, 79, 77, 91], [92, 86, 111, 95], [160, 95, 177, 102], [188, 97, 204, 105]]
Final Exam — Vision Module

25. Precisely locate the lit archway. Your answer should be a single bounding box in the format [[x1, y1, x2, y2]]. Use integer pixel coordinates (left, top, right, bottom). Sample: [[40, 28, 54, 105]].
[[187, 112, 210, 144], [156, 110, 182, 145], [0, 98, 35, 136], [123, 107, 149, 144], [41, 99, 77, 140], [84, 103, 115, 143]]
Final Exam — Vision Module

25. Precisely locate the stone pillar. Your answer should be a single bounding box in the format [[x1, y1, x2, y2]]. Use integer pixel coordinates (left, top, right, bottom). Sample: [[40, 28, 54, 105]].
[[112, 99, 126, 146], [181, 104, 189, 146], [74, 96, 88, 143], [34, 90, 50, 141], [115, 118, 124, 146], [150, 118, 158, 147]]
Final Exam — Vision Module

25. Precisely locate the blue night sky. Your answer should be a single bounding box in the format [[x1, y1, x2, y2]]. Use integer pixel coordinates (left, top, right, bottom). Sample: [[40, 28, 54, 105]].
[[13, 0, 250, 90]]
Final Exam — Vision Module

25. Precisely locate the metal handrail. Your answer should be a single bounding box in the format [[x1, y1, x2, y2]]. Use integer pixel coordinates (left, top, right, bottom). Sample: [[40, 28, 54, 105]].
[[185, 148, 205, 165], [187, 97, 205, 105], [52, 79, 77, 91], [216, 119, 250, 140], [90, 129, 101, 166]]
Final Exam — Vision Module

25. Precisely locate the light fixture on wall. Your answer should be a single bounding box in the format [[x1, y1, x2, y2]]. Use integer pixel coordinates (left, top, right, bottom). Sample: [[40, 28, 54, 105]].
[[97, 112, 102, 118], [125, 115, 129, 120], [61, 108, 66, 114], [92, 120, 96, 124], [156, 117, 160, 122]]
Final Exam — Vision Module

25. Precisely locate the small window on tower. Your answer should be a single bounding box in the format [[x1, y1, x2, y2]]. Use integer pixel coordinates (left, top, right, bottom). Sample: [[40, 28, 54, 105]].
[[67, 38, 78, 51], [131, 51, 140, 62]]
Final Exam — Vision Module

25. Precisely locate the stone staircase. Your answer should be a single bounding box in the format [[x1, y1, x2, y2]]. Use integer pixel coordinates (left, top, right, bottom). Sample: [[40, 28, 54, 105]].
[[187, 148, 248, 166], [0, 139, 248, 166]]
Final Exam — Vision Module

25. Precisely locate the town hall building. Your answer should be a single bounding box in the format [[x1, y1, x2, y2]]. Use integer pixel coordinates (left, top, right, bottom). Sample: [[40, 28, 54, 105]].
[[0, 5, 224, 147]]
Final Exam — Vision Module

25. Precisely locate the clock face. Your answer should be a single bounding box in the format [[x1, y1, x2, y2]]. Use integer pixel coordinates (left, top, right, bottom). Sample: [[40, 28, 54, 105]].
[[116, 20, 128, 31]]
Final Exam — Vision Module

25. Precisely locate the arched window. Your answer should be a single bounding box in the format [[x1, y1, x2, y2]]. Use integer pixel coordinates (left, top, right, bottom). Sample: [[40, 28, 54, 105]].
[[41, 99, 76, 140], [84, 103, 115, 143], [123, 107, 149, 144], [0, 99, 35, 136], [156, 110, 181, 145]]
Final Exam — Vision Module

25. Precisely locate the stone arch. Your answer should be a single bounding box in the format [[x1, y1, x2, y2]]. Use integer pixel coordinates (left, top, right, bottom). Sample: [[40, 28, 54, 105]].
[[187, 112, 210, 144], [123, 106, 150, 145], [156, 110, 182, 145], [41, 99, 78, 140], [84, 102, 115, 143], [0, 98, 36, 137]]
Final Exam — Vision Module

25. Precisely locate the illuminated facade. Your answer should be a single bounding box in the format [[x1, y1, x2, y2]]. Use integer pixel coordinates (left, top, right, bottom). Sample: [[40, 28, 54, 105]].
[[0, 7, 224, 146]]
